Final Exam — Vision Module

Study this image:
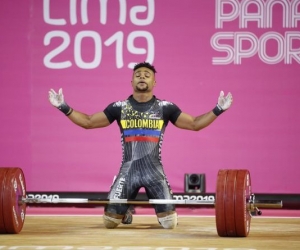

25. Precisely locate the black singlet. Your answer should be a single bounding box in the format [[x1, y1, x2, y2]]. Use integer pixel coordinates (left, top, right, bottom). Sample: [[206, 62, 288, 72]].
[[103, 95, 182, 215]]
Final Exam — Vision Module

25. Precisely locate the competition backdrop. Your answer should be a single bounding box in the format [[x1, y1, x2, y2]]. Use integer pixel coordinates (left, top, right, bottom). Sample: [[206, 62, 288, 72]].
[[0, 0, 299, 193]]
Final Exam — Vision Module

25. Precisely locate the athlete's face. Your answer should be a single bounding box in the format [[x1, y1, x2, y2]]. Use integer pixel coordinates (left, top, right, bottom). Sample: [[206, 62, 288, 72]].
[[131, 67, 156, 93]]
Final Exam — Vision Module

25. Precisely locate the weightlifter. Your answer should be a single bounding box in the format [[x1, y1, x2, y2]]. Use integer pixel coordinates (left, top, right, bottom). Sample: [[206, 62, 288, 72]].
[[48, 62, 233, 229]]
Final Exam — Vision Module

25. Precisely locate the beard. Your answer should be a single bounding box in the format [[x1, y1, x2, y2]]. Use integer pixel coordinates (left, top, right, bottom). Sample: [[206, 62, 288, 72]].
[[135, 84, 149, 92]]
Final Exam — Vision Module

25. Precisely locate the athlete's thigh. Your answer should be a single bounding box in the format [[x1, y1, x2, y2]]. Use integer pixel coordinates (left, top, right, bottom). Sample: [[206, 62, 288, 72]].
[[105, 171, 139, 215], [143, 169, 175, 213]]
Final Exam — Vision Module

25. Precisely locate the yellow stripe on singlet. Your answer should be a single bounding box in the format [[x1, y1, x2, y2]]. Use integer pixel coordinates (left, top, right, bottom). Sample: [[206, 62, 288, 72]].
[[121, 119, 164, 130]]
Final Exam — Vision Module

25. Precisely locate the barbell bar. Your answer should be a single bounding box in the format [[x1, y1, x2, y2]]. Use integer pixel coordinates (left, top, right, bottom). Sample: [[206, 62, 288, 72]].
[[0, 167, 282, 237], [22, 196, 282, 208]]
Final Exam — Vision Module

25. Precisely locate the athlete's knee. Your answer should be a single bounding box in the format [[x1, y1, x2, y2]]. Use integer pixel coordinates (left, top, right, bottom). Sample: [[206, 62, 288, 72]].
[[103, 213, 122, 229], [157, 212, 178, 229]]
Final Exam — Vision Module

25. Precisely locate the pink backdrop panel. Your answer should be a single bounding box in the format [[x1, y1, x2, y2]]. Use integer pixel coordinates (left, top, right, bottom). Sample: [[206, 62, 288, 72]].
[[0, 0, 299, 193]]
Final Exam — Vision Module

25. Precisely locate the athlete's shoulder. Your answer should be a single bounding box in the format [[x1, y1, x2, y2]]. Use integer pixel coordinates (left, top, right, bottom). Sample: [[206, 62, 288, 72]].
[[155, 97, 182, 124], [111, 99, 129, 107], [155, 97, 177, 107], [110, 96, 131, 107], [104, 98, 130, 123]]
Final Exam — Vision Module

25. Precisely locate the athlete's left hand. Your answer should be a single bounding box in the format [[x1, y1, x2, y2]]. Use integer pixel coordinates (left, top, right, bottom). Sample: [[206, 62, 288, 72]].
[[218, 91, 233, 110], [49, 88, 65, 108]]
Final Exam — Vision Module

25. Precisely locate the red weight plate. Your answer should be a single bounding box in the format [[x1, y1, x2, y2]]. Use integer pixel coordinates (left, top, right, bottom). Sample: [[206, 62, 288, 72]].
[[3, 168, 27, 234], [235, 169, 251, 237], [224, 170, 238, 236], [0, 168, 10, 233], [215, 169, 228, 237]]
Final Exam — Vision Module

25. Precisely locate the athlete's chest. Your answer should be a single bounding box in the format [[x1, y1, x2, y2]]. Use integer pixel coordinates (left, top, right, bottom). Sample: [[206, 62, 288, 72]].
[[120, 101, 164, 130]]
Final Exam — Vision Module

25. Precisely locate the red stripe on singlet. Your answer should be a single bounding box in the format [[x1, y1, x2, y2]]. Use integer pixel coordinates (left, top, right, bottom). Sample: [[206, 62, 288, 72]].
[[125, 136, 159, 143]]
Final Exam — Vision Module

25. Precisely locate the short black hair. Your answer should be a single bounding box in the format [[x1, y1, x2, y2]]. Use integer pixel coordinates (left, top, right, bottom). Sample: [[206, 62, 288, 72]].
[[133, 62, 157, 74]]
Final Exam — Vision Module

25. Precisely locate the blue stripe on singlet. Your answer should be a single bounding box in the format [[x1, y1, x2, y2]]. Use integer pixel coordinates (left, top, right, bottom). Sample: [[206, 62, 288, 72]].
[[124, 129, 160, 137]]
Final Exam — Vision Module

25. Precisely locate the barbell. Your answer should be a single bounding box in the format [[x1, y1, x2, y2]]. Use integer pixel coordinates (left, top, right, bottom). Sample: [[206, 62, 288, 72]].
[[0, 167, 282, 237]]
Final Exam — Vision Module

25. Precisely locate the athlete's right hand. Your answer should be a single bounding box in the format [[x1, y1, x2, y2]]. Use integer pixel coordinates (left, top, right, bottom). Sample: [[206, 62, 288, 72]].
[[49, 88, 73, 116], [48, 88, 65, 108]]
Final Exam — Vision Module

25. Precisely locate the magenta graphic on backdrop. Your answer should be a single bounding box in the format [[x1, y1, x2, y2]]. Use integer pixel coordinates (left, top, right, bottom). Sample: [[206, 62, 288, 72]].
[[0, 0, 299, 193]]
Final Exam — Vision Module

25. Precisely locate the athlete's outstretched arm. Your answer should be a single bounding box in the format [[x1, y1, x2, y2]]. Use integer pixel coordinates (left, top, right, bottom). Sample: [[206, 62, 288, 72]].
[[48, 88, 110, 129], [174, 91, 233, 131], [67, 110, 110, 129]]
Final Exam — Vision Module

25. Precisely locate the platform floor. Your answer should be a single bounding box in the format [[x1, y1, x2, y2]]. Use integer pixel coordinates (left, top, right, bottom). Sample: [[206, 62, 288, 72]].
[[1, 207, 300, 249]]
